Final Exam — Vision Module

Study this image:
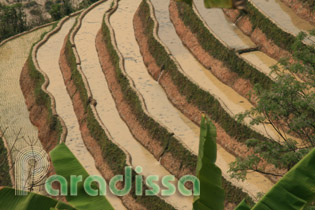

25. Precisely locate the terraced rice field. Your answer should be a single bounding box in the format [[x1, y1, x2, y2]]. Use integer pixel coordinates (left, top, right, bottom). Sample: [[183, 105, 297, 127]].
[[0, 25, 52, 192], [0, 0, 313, 209], [250, 0, 315, 44]]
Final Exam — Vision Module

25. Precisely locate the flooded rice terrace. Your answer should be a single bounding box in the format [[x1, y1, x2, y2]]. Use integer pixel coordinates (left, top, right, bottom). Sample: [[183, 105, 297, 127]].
[[0, 0, 313, 208], [75, 1, 192, 209], [250, 0, 315, 44]]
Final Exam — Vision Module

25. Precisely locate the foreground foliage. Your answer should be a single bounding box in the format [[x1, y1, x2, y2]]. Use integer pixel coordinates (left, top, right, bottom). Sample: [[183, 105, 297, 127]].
[[0, 143, 114, 210], [231, 34, 315, 180]]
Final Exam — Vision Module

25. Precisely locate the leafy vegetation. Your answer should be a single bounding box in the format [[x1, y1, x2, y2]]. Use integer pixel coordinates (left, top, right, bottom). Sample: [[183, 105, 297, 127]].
[[231, 34, 315, 180], [196, 116, 315, 210], [0, 143, 114, 210], [0, 3, 26, 41], [0, 187, 76, 210], [193, 116, 225, 210], [49, 0, 73, 20], [50, 143, 114, 210]]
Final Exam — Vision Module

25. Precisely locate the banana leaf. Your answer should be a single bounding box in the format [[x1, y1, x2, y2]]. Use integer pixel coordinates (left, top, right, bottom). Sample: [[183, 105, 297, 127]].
[[250, 148, 315, 210], [193, 116, 225, 210], [50, 143, 114, 210], [0, 186, 76, 210]]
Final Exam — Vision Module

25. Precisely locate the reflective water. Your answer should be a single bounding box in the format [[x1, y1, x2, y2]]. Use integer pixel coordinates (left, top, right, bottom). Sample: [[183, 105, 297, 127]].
[[250, 0, 315, 44], [151, 0, 273, 198], [194, 0, 256, 50], [37, 17, 121, 204], [241, 51, 278, 80], [0, 26, 51, 156], [75, 1, 189, 209], [0, 26, 52, 193]]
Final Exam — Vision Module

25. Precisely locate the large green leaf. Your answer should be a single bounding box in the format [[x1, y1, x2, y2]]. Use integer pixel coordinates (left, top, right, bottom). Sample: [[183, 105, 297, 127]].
[[50, 143, 114, 210], [0, 186, 76, 210], [250, 148, 315, 210], [193, 116, 225, 210]]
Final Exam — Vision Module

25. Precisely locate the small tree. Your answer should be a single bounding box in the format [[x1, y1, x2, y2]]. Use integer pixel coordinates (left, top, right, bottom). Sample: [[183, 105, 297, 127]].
[[230, 33, 315, 180]]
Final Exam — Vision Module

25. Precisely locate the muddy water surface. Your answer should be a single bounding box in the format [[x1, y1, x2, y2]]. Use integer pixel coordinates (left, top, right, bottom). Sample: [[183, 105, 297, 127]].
[[75, 1, 190, 209], [193, 0, 255, 50], [250, 0, 315, 44], [37, 17, 122, 206], [241, 51, 278, 79], [156, 0, 284, 141], [151, 0, 274, 197], [0, 26, 52, 192], [0, 26, 51, 155]]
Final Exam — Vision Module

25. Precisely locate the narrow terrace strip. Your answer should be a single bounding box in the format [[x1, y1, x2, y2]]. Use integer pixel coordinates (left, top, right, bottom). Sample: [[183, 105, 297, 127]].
[[74, 1, 191, 209], [36, 17, 121, 205], [192, 1, 280, 80], [157, 0, 283, 142], [0, 26, 52, 192], [193, 0, 256, 51], [250, 0, 315, 44], [0, 26, 51, 159], [135, 0, 275, 200]]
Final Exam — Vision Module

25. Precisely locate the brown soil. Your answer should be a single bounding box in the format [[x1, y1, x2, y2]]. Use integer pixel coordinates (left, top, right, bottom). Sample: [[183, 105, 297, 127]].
[[20, 60, 63, 200], [20, 62, 60, 153], [95, 29, 193, 179], [134, 4, 284, 184], [280, 0, 315, 25], [223, 9, 291, 60], [169, 0, 255, 103], [59, 36, 145, 210]]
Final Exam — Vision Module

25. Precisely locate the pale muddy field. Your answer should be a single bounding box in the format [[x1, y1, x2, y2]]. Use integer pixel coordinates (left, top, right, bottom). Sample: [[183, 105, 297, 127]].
[[36, 15, 123, 208], [240, 52, 278, 80], [74, 1, 192, 209], [0, 26, 51, 155], [153, 0, 287, 142], [187, 0, 281, 96], [250, 0, 315, 44], [193, 0, 256, 51], [0, 26, 52, 192], [151, 0, 274, 197], [110, 0, 274, 199]]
